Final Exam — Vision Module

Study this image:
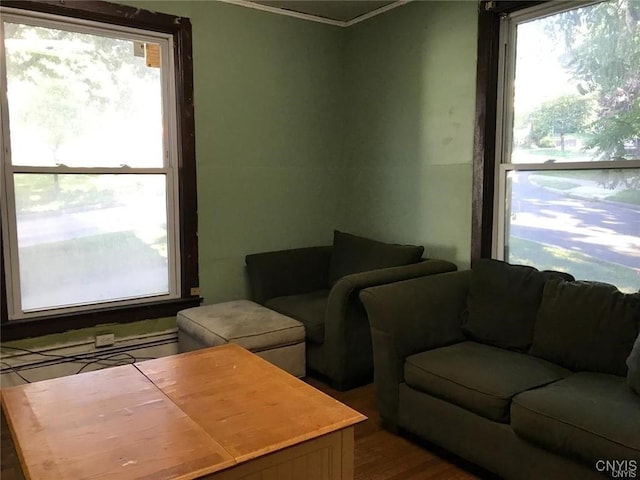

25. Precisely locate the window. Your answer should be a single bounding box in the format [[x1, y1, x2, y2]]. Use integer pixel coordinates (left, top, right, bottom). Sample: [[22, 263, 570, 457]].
[[0, 1, 199, 339], [475, 0, 639, 293]]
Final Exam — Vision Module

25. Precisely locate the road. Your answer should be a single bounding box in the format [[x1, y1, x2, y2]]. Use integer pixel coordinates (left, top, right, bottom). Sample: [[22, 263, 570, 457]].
[[509, 172, 640, 270]]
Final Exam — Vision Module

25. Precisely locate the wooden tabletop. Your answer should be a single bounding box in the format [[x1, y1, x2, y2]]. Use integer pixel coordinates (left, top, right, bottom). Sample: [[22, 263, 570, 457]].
[[137, 344, 367, 463], [0, 364, 235, 480], [1, 344, 366, 480]]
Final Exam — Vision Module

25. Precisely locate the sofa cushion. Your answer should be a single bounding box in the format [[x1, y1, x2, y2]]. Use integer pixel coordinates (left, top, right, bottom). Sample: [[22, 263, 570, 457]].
[[328, 230, 424, 284], [462, 259, 573, 351], [512, 372, 640, 466], [404, 341, 571, 423], [266, 290, 328, 345], [530, 280, 640, 376], [628, 332, 640, 395]]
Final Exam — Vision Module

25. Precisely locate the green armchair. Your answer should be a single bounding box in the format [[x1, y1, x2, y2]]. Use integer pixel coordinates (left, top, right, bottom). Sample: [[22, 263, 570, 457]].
[[245, 231, 457, 390]]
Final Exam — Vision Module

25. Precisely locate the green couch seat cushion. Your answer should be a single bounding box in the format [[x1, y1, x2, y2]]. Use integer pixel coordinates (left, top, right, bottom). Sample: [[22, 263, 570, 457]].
[[530, 280, 640, 376], [404, 341, 571, 423], [328, 230, 424, 284], [266, 290, 329, 345], [512, 372, 640, 466]]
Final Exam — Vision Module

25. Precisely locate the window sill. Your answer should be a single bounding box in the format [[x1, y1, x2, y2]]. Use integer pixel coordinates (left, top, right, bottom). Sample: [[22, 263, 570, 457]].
[[0, 297, 202, 342]]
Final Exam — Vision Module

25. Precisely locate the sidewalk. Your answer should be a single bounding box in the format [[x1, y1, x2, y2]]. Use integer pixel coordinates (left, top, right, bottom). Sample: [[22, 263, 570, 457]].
[[528, 174, 640, 212]]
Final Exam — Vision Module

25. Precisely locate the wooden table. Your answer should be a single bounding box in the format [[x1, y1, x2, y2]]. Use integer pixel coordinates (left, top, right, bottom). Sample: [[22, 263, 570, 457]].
[[1, 344, 366, 480]]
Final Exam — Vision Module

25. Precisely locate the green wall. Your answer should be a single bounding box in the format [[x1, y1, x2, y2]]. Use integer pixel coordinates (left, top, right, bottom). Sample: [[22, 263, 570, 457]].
[[6, 1, 479, 348], [124, 0, 348, 303], [341, 1, 478, 268], [129, 0, 478, 303]]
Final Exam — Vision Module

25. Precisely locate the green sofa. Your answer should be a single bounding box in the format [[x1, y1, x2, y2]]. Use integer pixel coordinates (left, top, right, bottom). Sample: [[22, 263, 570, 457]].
[[245, 231, 457, 390], [360, 259, 640, 479]]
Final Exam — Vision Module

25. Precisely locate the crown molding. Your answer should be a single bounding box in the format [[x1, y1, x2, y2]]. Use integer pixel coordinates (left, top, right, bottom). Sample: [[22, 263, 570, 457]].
[[345, 0, 410, 27], [216, 0, 411, 27]]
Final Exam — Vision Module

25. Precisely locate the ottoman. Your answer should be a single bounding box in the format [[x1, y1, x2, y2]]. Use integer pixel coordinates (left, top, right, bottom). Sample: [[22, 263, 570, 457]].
[[177, 300, 306, 377]]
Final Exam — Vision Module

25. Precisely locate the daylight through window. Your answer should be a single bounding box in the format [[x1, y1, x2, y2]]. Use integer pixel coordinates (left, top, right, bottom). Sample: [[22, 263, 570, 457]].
[[1, 11, 181, 319], [494, 0, 640, 292]]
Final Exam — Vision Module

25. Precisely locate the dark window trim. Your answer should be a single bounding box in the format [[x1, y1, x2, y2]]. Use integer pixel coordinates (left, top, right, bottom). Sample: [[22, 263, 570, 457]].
[[0, 0, 200, 341], [471, 1, 546, 264]]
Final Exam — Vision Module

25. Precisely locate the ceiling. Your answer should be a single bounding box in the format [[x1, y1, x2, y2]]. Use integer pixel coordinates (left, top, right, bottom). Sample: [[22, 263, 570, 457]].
[[249, 1, 399, 24]]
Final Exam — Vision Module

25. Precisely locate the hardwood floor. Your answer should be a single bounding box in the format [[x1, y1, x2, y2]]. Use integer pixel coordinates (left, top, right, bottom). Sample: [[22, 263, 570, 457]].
[[1, 378, 483, 480], [1, 408, 24, 480], [305, 379, 483, 480]]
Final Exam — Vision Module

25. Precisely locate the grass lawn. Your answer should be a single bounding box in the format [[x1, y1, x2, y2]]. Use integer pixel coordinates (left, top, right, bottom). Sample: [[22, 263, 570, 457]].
[[530, 170, 640, 206], [605, 188, 640, 205], [529, 177, 581, 191], [521, 148, 587, 159], [19, 231, 168, 309], [508, 237, 639, 293]]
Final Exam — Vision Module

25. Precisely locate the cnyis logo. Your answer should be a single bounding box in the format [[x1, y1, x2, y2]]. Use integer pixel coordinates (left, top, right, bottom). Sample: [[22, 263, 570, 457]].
[[596, 460, 638, 479]]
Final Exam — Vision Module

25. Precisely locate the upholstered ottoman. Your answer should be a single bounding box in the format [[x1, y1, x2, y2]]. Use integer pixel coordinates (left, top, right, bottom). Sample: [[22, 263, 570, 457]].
[[176, 300, 306, 377]]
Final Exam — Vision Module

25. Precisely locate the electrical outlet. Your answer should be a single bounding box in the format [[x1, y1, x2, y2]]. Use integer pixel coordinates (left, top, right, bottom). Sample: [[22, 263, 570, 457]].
[[95, 333, 115, 348]]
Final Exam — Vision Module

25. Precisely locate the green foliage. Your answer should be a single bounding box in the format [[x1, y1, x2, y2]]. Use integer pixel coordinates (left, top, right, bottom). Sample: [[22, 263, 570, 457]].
[[547, 0, 640, 160], [21, 81, 86, 159], [528, 95, 591, 149], [606, 187, 640, 205], [537, 136, 556, 148], [5, 21, 161, 163], [5, 22, 156, 109], [14, 174, 119, 213], [596, 167, 640, 189]]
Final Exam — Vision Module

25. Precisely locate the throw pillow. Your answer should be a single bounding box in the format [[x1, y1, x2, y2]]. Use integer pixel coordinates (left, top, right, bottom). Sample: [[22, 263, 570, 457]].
[[530, 280, 640, 376], [327, 230, 424, 284], [628, 331, 640, 395], [462, 259, 574, 351]]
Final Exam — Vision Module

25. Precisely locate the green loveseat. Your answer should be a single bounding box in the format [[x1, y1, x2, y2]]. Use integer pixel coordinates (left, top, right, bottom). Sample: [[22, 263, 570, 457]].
[[360, 259, 640, 479], [245, 231, 457, 390]]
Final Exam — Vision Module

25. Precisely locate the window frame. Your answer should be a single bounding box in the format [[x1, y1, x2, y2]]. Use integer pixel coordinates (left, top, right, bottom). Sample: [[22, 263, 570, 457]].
[[0, 0, 200, 341], [470, 0, 636, 284], [472, 0, 546, 263], [491, 1, 640, 262]]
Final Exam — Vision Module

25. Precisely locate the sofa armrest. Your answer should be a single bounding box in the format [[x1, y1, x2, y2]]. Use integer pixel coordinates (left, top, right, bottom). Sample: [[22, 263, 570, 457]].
[[325, 259, 458, 326], [321, 259, 457, 388], [359, 270, 470, 426], [245, 246, 332, 304]]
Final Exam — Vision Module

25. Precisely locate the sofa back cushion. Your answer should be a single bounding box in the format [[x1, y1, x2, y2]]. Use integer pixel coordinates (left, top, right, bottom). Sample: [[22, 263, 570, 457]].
[[328, 230, 424, 284], [628, 332, 640, 394], [530, 280, 640, 376], [462, 259, 573, 351]]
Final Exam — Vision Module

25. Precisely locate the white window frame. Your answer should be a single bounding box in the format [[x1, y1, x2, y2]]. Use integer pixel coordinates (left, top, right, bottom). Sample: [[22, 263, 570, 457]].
[[0, 8, 182, 320], [492, 0, 640, 260]]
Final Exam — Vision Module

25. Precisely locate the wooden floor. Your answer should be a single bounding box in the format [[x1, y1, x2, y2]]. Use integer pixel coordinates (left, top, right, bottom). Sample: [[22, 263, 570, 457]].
[[1, 378, 482, 480], [306, 379, 483, 480]]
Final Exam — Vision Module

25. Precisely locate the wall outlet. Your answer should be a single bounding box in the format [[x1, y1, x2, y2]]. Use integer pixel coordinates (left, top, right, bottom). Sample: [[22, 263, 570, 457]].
[[95, 333, 115, 348]]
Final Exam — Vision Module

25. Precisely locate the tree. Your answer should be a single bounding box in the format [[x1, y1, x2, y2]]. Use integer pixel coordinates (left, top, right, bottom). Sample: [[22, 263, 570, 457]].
[[5, 22, 160, 165], [5, 22, 157, 109], [22, 81, 86, 163], [529, 95, 591, 151], [4, 22, 159, 203], [548, 0, 640, 160]]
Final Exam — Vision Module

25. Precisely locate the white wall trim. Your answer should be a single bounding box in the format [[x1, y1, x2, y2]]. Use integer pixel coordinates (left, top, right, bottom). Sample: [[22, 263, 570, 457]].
[[345, 1, 411, 27], [0, 330, 178, 386], [216, 0, 411, 27], [1, 329, 177, 363]]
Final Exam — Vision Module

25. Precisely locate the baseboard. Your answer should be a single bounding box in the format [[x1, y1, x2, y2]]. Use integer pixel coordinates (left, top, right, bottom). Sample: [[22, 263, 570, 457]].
[[0, 330, 178, 387]]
